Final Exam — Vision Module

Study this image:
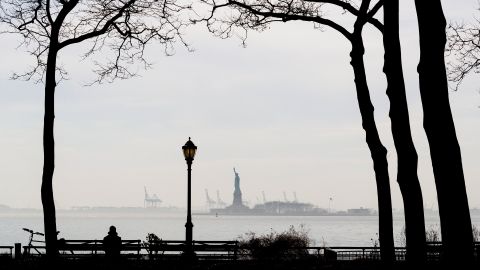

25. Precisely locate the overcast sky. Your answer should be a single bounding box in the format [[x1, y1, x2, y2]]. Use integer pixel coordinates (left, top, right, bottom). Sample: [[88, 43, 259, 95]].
[[0, 0, 478, 211]]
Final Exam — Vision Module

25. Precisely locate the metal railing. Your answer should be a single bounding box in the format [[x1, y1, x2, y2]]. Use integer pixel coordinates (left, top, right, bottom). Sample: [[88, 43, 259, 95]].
[[326, 246, 382, 261], [17, 241, 480, 262], [145, 240, 239, 259]]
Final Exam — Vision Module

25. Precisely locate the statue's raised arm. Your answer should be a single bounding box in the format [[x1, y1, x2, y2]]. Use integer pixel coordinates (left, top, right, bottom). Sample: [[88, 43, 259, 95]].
[[233, 167, 240, 190]]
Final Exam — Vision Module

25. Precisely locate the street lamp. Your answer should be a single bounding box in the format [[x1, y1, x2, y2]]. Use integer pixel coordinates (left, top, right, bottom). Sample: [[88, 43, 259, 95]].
[[182, 137, 197, 257]]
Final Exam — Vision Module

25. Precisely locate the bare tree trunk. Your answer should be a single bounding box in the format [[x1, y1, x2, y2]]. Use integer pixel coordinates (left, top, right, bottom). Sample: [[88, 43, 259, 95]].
[[42, 39, 58, 258], [383, 0, 426, 263], [413, 0, 474, 263], [350, 36, 395, 263]]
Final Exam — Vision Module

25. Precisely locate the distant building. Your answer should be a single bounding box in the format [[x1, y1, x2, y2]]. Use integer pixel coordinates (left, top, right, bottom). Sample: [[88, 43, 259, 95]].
[[252, 201, 328, 215], [347, 207, 375, 216]]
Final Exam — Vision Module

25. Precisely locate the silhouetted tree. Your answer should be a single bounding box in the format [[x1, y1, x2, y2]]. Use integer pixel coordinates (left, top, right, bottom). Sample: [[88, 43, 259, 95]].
[[383, 0, 425, 263], [414, 0, 474, 263], [203, 0, 395, 262], [446, 11, 480, 91], [0, 0, 190, 257]]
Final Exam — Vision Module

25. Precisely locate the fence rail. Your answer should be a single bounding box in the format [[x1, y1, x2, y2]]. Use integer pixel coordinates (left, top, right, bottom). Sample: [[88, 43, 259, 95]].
[[17, 241, 480, 262]]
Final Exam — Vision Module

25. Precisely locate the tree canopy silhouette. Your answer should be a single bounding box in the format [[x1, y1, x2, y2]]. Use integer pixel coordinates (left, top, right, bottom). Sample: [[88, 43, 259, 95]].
[[203, 0, 475, 263], [201, 0, 397, 263], [0, 0, 191, 257]]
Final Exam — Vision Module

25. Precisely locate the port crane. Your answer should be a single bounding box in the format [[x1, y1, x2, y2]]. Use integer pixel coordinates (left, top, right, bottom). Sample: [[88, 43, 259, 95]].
[[144, 186, 162, 208], [293, 192, 298, 202], [216, 190, 227, 208], [205, 189, 216, 209]]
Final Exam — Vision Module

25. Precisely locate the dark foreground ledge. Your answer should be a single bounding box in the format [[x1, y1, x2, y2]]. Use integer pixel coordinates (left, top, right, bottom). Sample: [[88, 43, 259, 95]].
[[1, 258, 476, 270]]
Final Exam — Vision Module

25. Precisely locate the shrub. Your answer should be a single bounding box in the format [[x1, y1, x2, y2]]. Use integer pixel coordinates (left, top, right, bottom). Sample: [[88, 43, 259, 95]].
[[371, 233, 379, 248], [144, 233, 161, 254], [145, 233, 161, 243], [397, 224, 441, 246], [425, 225, 441, 242], [473, 225, 479, 242], [398, 224, 480, 245], [237, 225, 312, 261], [397, 226, 406, 247]]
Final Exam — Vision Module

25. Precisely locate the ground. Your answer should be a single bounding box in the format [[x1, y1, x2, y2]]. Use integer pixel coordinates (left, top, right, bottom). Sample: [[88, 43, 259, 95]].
[[2, 258, 477, 270]]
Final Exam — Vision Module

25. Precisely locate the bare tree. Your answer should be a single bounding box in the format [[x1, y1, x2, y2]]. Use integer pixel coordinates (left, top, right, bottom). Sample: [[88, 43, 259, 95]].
[[0, 0, 191, 257], [414, 0, 474, 264], [446, 15, 480, 91], [383, 0, 425, 263], [202, 0, 396, 262]]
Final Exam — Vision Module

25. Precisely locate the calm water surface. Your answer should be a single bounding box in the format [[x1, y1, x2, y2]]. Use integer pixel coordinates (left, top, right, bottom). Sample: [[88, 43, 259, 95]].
[[1, 211, 478, 247]]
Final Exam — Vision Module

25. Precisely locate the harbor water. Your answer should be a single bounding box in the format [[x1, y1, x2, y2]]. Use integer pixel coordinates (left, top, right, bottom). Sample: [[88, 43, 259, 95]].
[[1, 211, 479, 248]]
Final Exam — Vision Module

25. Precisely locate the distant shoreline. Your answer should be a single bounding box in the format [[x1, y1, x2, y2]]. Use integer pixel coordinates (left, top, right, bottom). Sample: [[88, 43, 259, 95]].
[[1, 206, 479, 217]]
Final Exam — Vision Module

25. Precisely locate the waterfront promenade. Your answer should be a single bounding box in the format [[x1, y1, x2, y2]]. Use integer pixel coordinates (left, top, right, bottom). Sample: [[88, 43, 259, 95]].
[[1, 240, 479, 269]]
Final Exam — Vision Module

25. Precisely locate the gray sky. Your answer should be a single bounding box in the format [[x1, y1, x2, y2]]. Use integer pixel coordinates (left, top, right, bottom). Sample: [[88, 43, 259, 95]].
[[0, 0, 479, 211]]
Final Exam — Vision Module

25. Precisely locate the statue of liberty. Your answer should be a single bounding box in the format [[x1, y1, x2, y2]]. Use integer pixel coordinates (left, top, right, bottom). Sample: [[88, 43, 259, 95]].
[[232, 167, 243, 207], [234, 168, 240, 191]]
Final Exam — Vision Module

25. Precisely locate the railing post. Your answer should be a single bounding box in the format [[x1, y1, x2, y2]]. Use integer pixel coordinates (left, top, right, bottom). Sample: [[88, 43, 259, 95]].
[[234, 241, 238, 261], [14, 243, 21, 259]]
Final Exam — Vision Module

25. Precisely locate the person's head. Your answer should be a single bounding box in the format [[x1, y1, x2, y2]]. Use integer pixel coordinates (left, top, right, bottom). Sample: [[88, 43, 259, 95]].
[[108, 225, 117, 235]]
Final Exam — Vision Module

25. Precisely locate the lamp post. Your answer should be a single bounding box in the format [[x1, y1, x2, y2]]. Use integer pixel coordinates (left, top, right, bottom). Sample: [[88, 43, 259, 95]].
[[182, 137, 197, 257]]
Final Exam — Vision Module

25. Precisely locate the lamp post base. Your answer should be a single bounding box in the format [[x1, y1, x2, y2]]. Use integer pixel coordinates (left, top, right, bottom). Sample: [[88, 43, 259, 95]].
[[184, 221, 195, 260], [181, 249, 197, 261]]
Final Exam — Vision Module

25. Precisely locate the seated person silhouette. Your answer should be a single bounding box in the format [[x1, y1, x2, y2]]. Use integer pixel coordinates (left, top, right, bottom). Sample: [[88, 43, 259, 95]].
[[103, 225, 122, 257]]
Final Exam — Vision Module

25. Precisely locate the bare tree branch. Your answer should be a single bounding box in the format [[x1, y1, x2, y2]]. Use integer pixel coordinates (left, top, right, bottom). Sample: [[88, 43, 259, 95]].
[[447, 17, 480, 91], [0, 0, 193, 84], [198, 0, 383, 45], [305, 0, 383, 32]]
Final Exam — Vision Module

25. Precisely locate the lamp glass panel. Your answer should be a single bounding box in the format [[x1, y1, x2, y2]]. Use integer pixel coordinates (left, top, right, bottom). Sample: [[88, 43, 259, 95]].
[[183, 148, 196, 159]]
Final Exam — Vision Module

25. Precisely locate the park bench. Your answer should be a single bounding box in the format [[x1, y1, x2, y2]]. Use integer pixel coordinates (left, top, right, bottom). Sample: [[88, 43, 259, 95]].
[[146, 240, 238, 260], [59, 239, 141, 258], [194, 240, 239, 260], [0, 246, 13, 259], [23, 239, 142, 258]]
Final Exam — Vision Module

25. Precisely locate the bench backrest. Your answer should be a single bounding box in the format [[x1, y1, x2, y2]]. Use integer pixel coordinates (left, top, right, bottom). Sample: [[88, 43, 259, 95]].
[[24, 239, 142, 255], [147, 240, 238, 254]]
